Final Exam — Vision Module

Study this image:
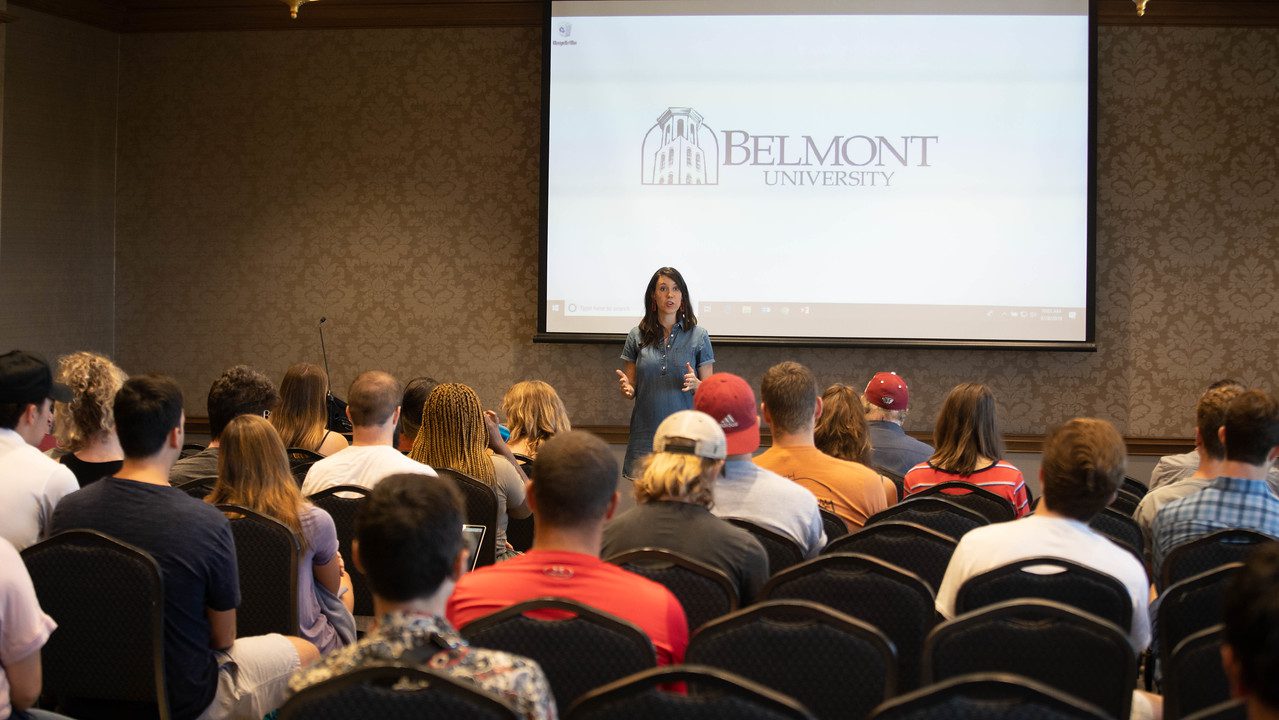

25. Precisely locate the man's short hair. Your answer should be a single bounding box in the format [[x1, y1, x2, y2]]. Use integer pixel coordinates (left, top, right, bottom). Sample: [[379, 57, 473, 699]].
[[1223, 390, 1279, 466], [347, 371, 402, 427], [1223, 542, 1279, 707], [531, 431, 618, 528], [1040, 418, 1126, 521], [207, 365, 278, 440], [355, 473, 463, 602], [115, 375, 185, 459], [760, 361, 819, 434], [1198, 385, 1244, 461], [0, 402, 29, 430]]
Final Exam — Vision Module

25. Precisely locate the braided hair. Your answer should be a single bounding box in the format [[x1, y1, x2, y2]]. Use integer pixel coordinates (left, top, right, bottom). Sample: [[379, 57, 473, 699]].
[[410, 383, 496, 485]]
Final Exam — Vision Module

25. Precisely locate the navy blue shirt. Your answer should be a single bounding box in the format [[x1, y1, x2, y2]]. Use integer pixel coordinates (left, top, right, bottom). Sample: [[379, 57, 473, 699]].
[[867, 420, 934, 478]]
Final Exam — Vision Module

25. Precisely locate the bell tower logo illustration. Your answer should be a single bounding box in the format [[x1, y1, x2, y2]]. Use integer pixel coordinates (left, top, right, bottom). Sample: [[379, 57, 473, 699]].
[[641, 107, 719, 185]]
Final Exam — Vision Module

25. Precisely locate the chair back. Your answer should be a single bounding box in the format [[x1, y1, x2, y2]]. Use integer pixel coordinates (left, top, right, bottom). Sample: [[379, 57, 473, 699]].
[[954, 556, 1134, 632], [727, 518, 805, 576], [567, 665, 816, 720], [279, 665, 519, 720], [1088, 508, 1145, 566], [287, 447, 326, 485], [178, 477, 215, 499], [687, 600, 895, 720], [179, 443, 205, 459], [1161, 529, 1272, 589], [607, 548, 738, 632], [1165, 625, 1231, 720], [1108, 488, 1141, 516], [923, 600, 1136, 719], [1157, 563, 1241, 671], [822, 521, 956, 593], [1121, 475, 1148, 499], [462, 597, 657, 711], [1182, 700, 1247, 720], [307, 485, 374, 617], [760, 552, 935, 690], [436, 468, 500, 567], [865, 497, 988, 541], [22, 530, 170, 719], [869, 672, 1110, 720], [874, 466, 906, 501], [218, 504, 301, 636], [913, 482, 1016, 523], [818, 508, 848, 541]]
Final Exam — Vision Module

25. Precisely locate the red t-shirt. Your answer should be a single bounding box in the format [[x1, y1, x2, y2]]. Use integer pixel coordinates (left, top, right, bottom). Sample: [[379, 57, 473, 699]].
[[446, 549, 689, 665], [903, 460, 1031, 517]]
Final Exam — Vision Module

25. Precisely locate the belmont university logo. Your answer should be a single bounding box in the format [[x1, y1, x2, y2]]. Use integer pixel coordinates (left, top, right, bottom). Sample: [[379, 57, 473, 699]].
[[641, 107, 719, 185]]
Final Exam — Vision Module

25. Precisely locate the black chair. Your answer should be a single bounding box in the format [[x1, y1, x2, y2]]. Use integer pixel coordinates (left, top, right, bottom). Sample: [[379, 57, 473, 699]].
[[875, 465, 906, 501], [179, 442, 205, 459], [461, 597, 657, 711], [823, 521, 957, 593], [865, 497, 988, 541], [1166, 625, 1231, 720], [727, 518, 805, 576], [307, 485, 374, 617], [913, 482, 1016, 523], [1089, 507, 1146, 566], [1161, 529, 1273, 589], [607, 548, 738, 632], [279, 665, 519, 720], [506, 515, 535, 553], [869, 673, 1111, 720], [923, 600, 1137, 719], [436, 468, 500, 567], [567, 665, 816, 720], [1157, 563, 1242, 671], [760, 552, 936, 690], [22, 530, 170, 719], [1122, 475, 1149, 499], [1109, 488, 1141, 516], [954, 556, 1134, 632], [1183, 699, 1246, 720], [687, 600, 895, 720], [178, 477, 214, 499], [818, 508, 848, 541], [219, 504, 300, 637], [287, 447, 325, 484]]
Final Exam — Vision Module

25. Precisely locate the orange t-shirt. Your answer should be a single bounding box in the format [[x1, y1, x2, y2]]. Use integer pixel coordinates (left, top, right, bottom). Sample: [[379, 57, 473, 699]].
[[754, 445, 889, 530]]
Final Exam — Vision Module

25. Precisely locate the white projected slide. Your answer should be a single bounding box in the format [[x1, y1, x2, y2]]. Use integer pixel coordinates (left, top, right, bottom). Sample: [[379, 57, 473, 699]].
[[542, 0, 1093, 345]]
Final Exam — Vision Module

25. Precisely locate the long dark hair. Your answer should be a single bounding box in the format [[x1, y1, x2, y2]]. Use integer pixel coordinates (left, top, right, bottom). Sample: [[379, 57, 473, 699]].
[[638, 267, 698, 348], [931, 382, 1005, 474]]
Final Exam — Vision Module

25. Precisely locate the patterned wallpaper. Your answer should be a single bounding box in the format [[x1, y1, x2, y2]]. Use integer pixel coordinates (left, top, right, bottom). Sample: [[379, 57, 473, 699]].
[[113, 25, 1278, 441]]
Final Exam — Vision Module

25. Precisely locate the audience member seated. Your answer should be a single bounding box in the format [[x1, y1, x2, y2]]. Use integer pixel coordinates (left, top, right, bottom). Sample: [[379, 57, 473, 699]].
[[1135, 383, 1241, 563], [170, 365, 279, 487], [695, 373, 826, 558], [396, 376, 438, 452], [816, 382, 898, 505], [603, 410, 769, 603], [409, 383, 530, 561], [288, 474, 555, 719], [0, 350, 78, 550], [271, 363, 349, 457], [207, 415, 355, 654], [1221, 541, 1279, 720], [501, 379, 572, 459], [903, 382, 1030, 517], [447, 431, 689, 665], [1153, 389, 1279, 571], [863, 371, 935, 478], [1, 537, 67, 720], [50, 375, 318, 720], [1148, 379, 1279, 491], [53, 351, 127, 487], [754, 361, 890, 530], [301, 371, 436, 496]]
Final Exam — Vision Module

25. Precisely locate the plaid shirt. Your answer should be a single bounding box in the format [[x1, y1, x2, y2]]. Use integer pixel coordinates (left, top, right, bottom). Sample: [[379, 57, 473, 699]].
[[1152, 476, 1279, 571]]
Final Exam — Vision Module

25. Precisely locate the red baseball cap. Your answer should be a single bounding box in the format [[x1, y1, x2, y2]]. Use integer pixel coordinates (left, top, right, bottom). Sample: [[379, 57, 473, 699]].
[[694, 372, 760, 455], [864, 371, 909, 410]]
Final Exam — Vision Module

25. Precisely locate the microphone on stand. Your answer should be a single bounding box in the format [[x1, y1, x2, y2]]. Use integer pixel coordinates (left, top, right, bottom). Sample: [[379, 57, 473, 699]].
[[319, 317, 353, 433]]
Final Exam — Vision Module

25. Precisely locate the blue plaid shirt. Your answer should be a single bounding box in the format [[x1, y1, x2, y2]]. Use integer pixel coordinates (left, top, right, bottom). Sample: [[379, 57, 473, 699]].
[[1152, 476, 1279, 570]]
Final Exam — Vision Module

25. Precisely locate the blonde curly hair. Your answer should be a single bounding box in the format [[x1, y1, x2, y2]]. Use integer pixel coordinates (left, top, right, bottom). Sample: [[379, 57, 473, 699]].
[[54, 351, 127, 452]]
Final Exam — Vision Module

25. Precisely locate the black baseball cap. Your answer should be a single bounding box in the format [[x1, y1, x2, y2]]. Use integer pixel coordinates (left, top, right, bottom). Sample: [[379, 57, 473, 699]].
[[0, 350, 73, 405]]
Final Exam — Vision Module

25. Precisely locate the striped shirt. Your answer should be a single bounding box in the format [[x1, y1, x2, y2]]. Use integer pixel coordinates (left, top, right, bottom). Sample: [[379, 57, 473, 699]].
[[1151, 476, 1279, 571], [904, 460, 1030, 518]]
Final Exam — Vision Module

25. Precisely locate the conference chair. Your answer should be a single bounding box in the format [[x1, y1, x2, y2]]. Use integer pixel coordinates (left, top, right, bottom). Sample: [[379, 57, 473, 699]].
[[727, 518, 805, 576], [869, 673, 1110, 720], [923, 600, 1137, 719], [567, 665, 816, 720], [912, 482, 1016, 523], [278, 665, 519, 720], [178, 477, 215, 499], [287, 447, 325, 484], [818, 508, 848, 541], [822, 521, 957, 593], [1160, 528, 1272, 589], [1108, 488, 1141, 516], [179, 442, 205, 459], [875, 465, 906, 501], [507, 452, 536, 552], [1157, 563, 1242, 672], [22, 530, 170, 719], [864, 496, 988, 541], [461, 597, 657, 711], [1121, 475, 1149, 499], [435, 468, 500, 568], [1182, 700, 1246, 720], [606, 548, 738, 632], [686, 600, 895, 720], [218, 504, 300, 637], [760, 552, 936, 689], [1089, 507, 1146, 566], [953, 556, 1134, 632], [307, 485, 374, 618], [1165, 625, 1231, 720]]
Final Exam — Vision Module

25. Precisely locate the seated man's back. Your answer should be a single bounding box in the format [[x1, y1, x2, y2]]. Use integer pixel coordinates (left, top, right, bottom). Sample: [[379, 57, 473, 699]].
[[755, 445, 887, 530]]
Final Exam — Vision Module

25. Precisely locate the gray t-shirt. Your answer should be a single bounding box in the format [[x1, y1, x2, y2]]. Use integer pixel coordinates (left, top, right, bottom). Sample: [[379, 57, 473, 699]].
[[712, 459, 827, 558], [169, 447, 220, 488], [488, 454, 528, 558]]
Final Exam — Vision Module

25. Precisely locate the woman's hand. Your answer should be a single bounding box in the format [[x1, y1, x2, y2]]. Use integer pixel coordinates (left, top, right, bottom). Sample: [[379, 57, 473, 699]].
[[616, 369, 635, 399], [682, 363, 701, 393], [483, 410, 507, 451]]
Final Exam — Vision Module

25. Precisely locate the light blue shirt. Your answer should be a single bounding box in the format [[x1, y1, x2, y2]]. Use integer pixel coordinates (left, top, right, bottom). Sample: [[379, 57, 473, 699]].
[[712, 459, 828, 557], [620, 324, 714, 477]]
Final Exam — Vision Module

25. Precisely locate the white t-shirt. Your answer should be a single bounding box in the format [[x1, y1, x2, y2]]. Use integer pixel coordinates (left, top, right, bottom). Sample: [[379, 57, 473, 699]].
[[0, 428, 79, 550], [0, 537, 57, 718], [300, 444, 436, 497], [713, 458, 828, 557], [935, 514, 1152, 652]]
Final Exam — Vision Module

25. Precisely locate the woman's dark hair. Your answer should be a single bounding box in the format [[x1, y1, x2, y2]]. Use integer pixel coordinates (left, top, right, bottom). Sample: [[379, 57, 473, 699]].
[[930, 382, 1005, 475], [638, 267, 697, 348]]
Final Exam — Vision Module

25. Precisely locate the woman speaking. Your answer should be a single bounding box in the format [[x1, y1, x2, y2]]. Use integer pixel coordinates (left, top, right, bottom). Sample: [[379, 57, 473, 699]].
[[616, 267, 715, 479]]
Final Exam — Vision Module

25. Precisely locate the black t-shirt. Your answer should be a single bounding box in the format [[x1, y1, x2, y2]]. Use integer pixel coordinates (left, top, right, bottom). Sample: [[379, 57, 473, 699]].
[[50, 477, 240, 720], [59, 453, 124, 488]]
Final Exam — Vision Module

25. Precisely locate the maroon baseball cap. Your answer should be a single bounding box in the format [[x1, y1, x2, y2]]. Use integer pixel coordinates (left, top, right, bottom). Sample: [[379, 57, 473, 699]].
[[864, 371, 909, 410], [694, 372, 760, 455]]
